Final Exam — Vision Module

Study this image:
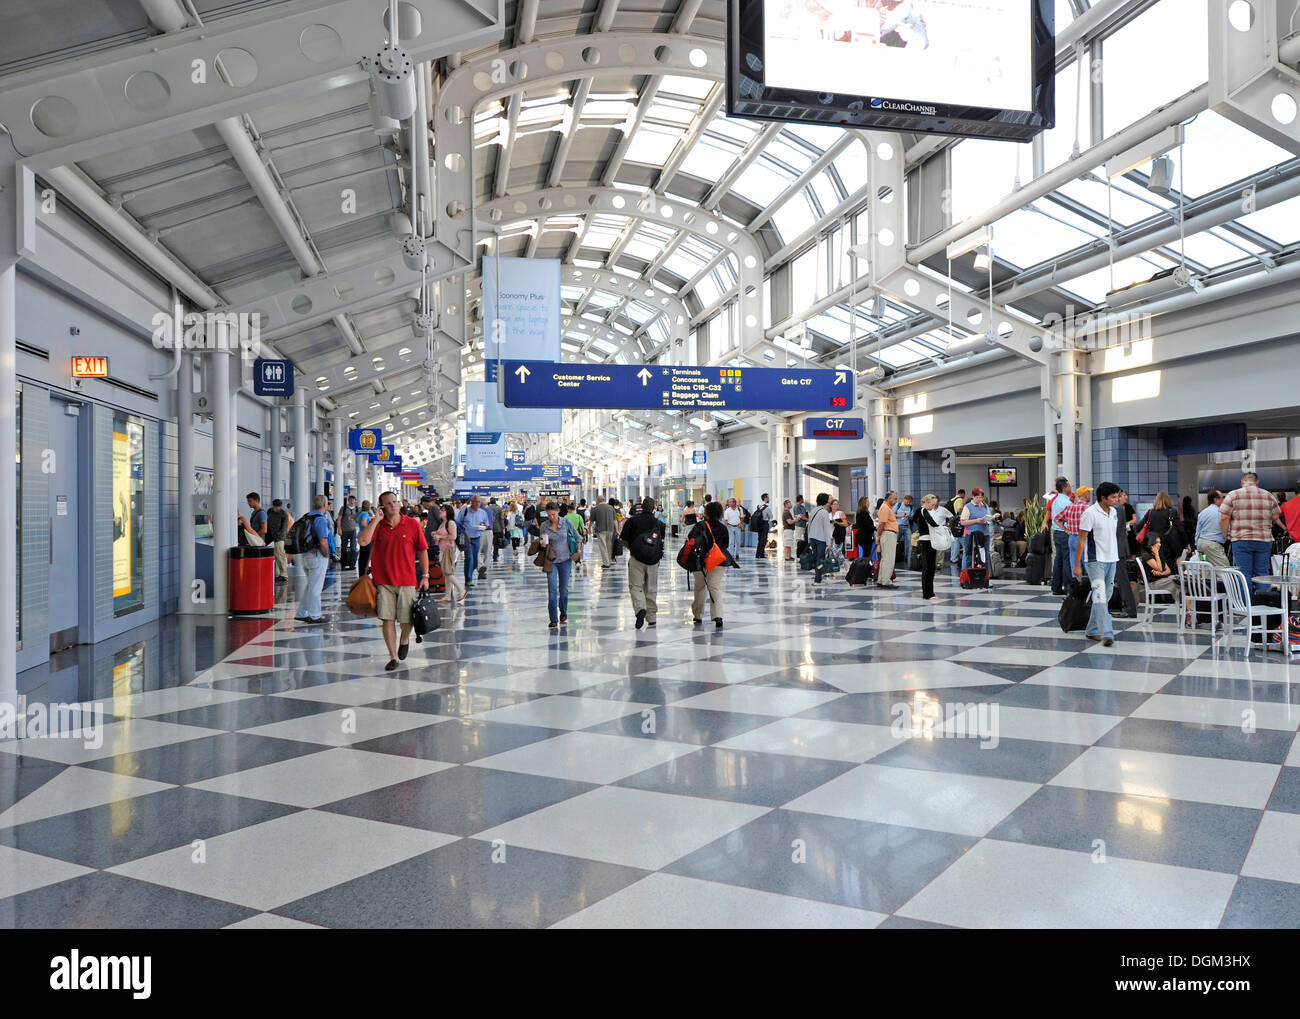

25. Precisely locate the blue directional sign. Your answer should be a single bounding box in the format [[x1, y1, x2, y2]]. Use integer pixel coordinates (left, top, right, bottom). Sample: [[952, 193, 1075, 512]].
[[383, 456, 404, 474], [253, 358, 293, 397], [348, 427, 382, 453], [803, 416, 865, 440], [502, 361, 854, 412], [463, 462, 574, 481]]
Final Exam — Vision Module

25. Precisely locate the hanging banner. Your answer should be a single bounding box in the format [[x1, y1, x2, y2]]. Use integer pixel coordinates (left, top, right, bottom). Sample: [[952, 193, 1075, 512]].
[[464, 430, 507, 472], [348, 427, 382, 453], [481, 255, 562, 433]]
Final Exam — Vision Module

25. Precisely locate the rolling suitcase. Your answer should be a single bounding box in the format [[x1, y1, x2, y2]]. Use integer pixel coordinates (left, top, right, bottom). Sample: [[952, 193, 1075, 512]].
[[960, 532, 990, 589], [989, 547, 1005, 580], [1025, 552, 1048, 585]]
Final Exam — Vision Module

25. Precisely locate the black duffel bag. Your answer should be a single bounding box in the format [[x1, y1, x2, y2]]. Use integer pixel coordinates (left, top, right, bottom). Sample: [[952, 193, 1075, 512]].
[[411, 592, 441, 643]]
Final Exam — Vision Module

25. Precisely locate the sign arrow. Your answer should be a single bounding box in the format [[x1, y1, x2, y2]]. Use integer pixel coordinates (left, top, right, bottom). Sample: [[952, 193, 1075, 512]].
[[515, 365, 531, 383], [637, 368, 653, 386], [834, 371, 847, 385]]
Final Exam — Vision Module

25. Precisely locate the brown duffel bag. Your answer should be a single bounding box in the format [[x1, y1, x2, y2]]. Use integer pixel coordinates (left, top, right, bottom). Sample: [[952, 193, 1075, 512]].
[[347, 574, 378, 616]]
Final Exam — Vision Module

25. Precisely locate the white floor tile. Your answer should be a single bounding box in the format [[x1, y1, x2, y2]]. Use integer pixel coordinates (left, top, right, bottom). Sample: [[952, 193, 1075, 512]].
[[717, 719, 899, 763], [475, 786, 768, 870], [551, 873, 885, 929], [108, 810, 456, 911], [785, 764, 1038, 837], [896, 839, 1235, 928], [1049, 746, 1279, 809], [469, 730, 697, 784], [188, 748, 452, 807]]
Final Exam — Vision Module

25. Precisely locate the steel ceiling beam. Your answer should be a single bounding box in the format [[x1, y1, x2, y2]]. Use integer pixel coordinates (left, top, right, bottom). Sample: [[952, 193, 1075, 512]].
[[220, 247, 465, 340], [476, 185, 761, 346], [2, 0, 505, 172], [434, 31, 726, 268]]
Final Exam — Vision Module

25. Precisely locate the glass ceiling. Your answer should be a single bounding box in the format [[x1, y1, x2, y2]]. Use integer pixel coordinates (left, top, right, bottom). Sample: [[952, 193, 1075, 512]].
[[458, 0, 1300, 392]]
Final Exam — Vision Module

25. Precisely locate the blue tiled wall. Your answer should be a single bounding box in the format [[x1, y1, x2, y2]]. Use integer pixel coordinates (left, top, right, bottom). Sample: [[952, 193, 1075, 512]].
[[896, 450, 956, 502], [1093, 427, 1179, 504]]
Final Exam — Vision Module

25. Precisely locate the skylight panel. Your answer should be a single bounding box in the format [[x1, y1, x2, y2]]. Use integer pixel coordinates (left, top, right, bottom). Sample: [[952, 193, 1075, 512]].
[[660, 74, 715, 99], [1237, 192, 1300, 245], [1102, 0, 1208, 135], [832, 141, 869, 193], [1175, 111, 1292, 199], [679, 136, 739, 181], [624, 124, 686, 165], [732, 160, 792, 206]]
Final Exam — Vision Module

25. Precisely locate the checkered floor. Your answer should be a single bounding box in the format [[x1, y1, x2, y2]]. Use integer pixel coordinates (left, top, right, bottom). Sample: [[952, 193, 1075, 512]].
[[3, 542, 1300, 929]]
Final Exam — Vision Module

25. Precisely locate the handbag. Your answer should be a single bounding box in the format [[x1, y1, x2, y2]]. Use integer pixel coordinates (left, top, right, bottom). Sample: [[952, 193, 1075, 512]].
[[346, 575, 378, 616], [568, 522, 583, 563], [929, 526, 954, 553], [703, 522, 726, 572]]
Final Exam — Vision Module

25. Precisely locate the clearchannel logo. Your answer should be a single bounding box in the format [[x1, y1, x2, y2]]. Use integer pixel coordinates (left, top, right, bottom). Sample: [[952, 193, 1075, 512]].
[[868, 97, 938, 116]]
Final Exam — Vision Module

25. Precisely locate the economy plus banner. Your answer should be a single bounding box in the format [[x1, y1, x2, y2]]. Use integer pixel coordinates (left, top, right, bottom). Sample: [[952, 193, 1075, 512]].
[[481, 255, 562, 433]]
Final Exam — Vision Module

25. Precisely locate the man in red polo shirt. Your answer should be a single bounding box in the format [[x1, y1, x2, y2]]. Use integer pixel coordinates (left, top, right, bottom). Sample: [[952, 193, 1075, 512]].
[[1283, 491, 1300, 544], [358, 490, 429, 671]]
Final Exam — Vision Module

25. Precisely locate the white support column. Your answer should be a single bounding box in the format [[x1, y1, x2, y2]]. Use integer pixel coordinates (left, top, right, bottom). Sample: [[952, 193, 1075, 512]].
[[1077, 369, 1093, 489], [870, 400, 888, 505], [1057, 352, 1079, 490], [330, 418, 345, 501], [177, 351, 197, 614], [0, 264, 16, 686], [211, 345, 236, 615], [311, 428, 323, 498], [269, 403, 282, 504], [355, 453, 368, 504], [291, 387, 308, 518]]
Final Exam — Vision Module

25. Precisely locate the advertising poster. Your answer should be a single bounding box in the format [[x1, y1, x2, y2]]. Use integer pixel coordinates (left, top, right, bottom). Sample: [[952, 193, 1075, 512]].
[[763, 0, 1033, 112], [113, 428, 131, 600]]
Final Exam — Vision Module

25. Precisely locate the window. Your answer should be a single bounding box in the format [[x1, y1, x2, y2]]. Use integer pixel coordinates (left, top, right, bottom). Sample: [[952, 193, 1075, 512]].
[[113, 412, 146, 617]]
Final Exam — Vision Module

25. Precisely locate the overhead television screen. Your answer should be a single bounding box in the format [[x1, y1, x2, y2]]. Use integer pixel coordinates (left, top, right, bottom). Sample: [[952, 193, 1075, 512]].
[[989, 466, 1018, 486], [728, 0, 1055, 141]]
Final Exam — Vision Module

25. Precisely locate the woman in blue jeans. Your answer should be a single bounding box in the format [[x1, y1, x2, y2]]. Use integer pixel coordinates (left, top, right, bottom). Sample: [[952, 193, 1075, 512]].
[[531, 502, 580, 627]]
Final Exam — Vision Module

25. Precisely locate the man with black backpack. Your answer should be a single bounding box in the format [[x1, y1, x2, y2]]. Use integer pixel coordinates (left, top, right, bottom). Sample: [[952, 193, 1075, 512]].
[[752, 493, 772, 559], [620, 496, 663, 629]]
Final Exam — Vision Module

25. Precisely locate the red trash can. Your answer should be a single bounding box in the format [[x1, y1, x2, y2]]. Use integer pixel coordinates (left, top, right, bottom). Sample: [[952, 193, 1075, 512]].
[[229, 545, 275, 614]]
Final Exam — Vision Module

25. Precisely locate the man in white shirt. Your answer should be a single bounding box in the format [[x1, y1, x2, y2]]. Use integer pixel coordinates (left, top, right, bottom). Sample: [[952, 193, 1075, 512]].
[[723, 498, 743, 553], [1072, 481, 1122, 647]]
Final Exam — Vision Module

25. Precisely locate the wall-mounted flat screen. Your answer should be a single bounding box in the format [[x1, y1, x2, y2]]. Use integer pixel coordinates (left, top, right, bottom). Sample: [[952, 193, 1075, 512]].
[[989, 466, 1018, 486], [727, 0, 1055, 141]]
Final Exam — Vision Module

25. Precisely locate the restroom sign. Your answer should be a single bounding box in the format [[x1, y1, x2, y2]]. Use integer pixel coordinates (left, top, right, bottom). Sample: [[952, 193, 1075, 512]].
[[71, 356, 109, 378], [253, 358, 294, 397]]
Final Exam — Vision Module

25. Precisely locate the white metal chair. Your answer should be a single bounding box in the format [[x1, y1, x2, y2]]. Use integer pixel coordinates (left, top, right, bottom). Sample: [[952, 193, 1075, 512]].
[[1179, 559, 1229, 634], [1135, 555, 1178, 623], [1221, 567, 1285, 647]]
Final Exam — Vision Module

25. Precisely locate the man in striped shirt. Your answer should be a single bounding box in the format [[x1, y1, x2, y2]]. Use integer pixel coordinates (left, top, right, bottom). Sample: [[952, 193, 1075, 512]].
[[1060, 485, 1093, 571]]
